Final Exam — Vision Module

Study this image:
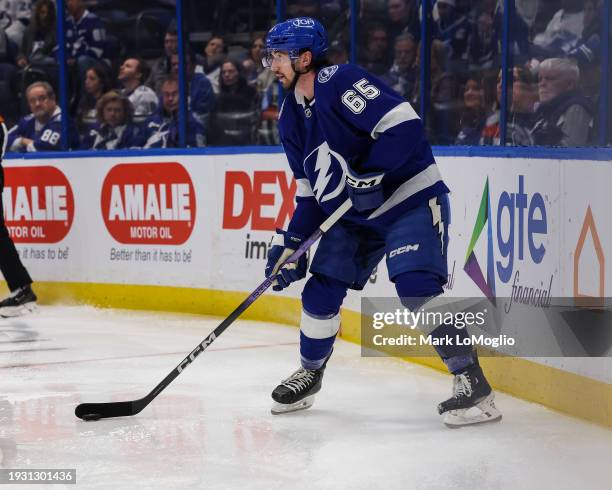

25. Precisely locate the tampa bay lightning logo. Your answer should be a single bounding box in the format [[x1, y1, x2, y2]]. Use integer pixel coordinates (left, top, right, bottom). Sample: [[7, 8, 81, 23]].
[[292, 18, 315, 27], [317, 65, 338, 84], [303, 141, 347, 203]]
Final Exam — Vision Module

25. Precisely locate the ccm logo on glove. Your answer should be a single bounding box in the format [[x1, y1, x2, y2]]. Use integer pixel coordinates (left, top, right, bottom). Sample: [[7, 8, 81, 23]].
[[346, 174, 384, 188]]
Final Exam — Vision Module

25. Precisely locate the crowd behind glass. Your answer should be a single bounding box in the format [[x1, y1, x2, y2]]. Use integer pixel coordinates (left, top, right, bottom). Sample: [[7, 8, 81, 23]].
[[0, 0, 608, 151]]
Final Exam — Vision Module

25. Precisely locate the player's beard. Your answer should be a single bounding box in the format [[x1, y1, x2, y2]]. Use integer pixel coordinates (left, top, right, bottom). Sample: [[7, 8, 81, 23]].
[[288, 71, 300, 91]]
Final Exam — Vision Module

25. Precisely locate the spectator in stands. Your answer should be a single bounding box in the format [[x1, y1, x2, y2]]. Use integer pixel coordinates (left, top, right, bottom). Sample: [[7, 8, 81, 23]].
[[242, 35, 265, 86], [7, 81, 78, 151], [169, 51, 215, 130], [216, 59, 257, 112], [142, 77, 205, 148], [429, 72, 462, 144], [65, 0, 107, 86], [467, 10, 499, 71], [16, 0, 56, 68], [507, 65, 539, 146], [383, 33, 418, 101], [147, 23, 178, 93], [118, 57, 158, 124], [531, 57, 593, 147], [81, 91, 142, 150], [532, 0, 584, 58], [412, 38, 449, 107], [208, 60, 259, 146], [481, 70, 502, 145], [359, 23, 392, 76], [455, 76, 487, 145], [387, 0, 420, 42], [197, 34, 226, 93], [433, 0, 471, 66], [0, 17, 18, 82], [327, 40, 348, 65], [0, 0, 33, 48], [76, 64, 112, 130], [468, 0, 528, 61], [567, 0, 601, 97]]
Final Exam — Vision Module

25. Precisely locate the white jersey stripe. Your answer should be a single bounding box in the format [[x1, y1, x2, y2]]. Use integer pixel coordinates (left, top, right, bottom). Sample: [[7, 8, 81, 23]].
[[370, 102, 420, 139], [367, 164, 443, 220], [296, 178, 315, 198]]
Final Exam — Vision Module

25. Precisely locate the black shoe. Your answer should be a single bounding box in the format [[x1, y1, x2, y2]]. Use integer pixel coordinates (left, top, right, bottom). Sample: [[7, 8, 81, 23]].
[[437, 363, 502, 427], [0, 285, 37, 318], [271, 352, 332, 414]]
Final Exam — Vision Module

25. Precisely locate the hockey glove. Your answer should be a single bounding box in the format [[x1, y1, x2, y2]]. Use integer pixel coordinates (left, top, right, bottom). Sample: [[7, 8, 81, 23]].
[[265, 229, 308, 291], [346, 171, 384, 212]]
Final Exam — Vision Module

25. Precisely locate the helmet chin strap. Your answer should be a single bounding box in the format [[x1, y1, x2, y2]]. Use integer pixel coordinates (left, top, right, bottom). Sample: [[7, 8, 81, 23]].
[[289, 59, 311, 92]]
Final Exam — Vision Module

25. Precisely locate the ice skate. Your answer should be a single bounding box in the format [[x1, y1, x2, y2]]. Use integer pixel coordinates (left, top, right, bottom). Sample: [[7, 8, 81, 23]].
[[271, 353, 331, 415], [0, 286, 38, 318], [437, 362, 502, 427]]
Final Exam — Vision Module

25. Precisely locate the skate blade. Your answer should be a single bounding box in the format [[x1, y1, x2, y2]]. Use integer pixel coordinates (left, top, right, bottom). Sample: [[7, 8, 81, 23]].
[[443, 393, 502, 428], [0, 302, 38, 318], [271, 395, 315, 415]]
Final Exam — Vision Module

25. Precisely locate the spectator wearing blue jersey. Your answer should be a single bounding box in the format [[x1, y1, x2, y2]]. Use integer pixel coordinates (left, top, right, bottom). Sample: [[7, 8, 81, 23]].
[[142, 77, 205, 149], [433, 0, 471, 66], [81, 91, 142, 150], [467, 10, 499, 71], [170, 52, 214, 130], [382, 33, 418, 101], [567, 0, 601, 97], [532, 0, 584, 58], [7, 81, 78, 152], [196, 34, 226, 94], [64, 0, 107, 88]]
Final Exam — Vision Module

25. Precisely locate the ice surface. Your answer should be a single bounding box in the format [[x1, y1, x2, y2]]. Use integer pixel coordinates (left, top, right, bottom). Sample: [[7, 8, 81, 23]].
[[0, 306, 610, 489]]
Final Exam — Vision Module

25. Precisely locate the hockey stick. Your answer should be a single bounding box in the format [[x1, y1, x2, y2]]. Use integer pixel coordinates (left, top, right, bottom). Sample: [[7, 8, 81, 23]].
[[75, 198, 352, 421]]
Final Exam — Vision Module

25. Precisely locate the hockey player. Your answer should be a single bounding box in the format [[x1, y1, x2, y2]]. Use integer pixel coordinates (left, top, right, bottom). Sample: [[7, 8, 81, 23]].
[[0, 115, 37, 317], [262, 17, 501, 426]]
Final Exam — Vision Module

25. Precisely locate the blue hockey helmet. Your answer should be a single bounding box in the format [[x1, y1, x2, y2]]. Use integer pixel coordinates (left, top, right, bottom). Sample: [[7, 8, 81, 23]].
[[263, 17, 328, 68]]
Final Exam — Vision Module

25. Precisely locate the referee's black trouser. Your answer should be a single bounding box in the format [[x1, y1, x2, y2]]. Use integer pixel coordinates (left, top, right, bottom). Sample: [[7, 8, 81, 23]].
[[0, 165, 32, 291]]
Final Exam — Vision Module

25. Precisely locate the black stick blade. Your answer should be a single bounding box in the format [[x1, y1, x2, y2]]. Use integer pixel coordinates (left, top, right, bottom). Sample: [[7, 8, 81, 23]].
[[75, 401, 141, 420]]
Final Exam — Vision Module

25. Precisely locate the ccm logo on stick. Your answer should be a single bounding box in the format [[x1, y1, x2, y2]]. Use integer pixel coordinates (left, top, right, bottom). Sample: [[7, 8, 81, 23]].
[[2, 166, 74, 243], [389, 244, 419, 258], [101, 162, 196, 245], [223, 171, 296, 230]]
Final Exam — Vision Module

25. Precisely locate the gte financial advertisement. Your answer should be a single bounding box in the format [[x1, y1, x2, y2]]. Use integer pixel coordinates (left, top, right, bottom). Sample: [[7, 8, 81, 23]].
[[2, 156, 610, 363]]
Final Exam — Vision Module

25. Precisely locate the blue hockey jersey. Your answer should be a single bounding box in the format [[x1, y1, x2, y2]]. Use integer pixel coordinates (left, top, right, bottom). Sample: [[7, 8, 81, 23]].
[[142, 111, 206, 148], [278, 63, 449, 237], [65, 10, 106, 61], [7, 108, 79, 152], [80, 122, 143, 150]]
